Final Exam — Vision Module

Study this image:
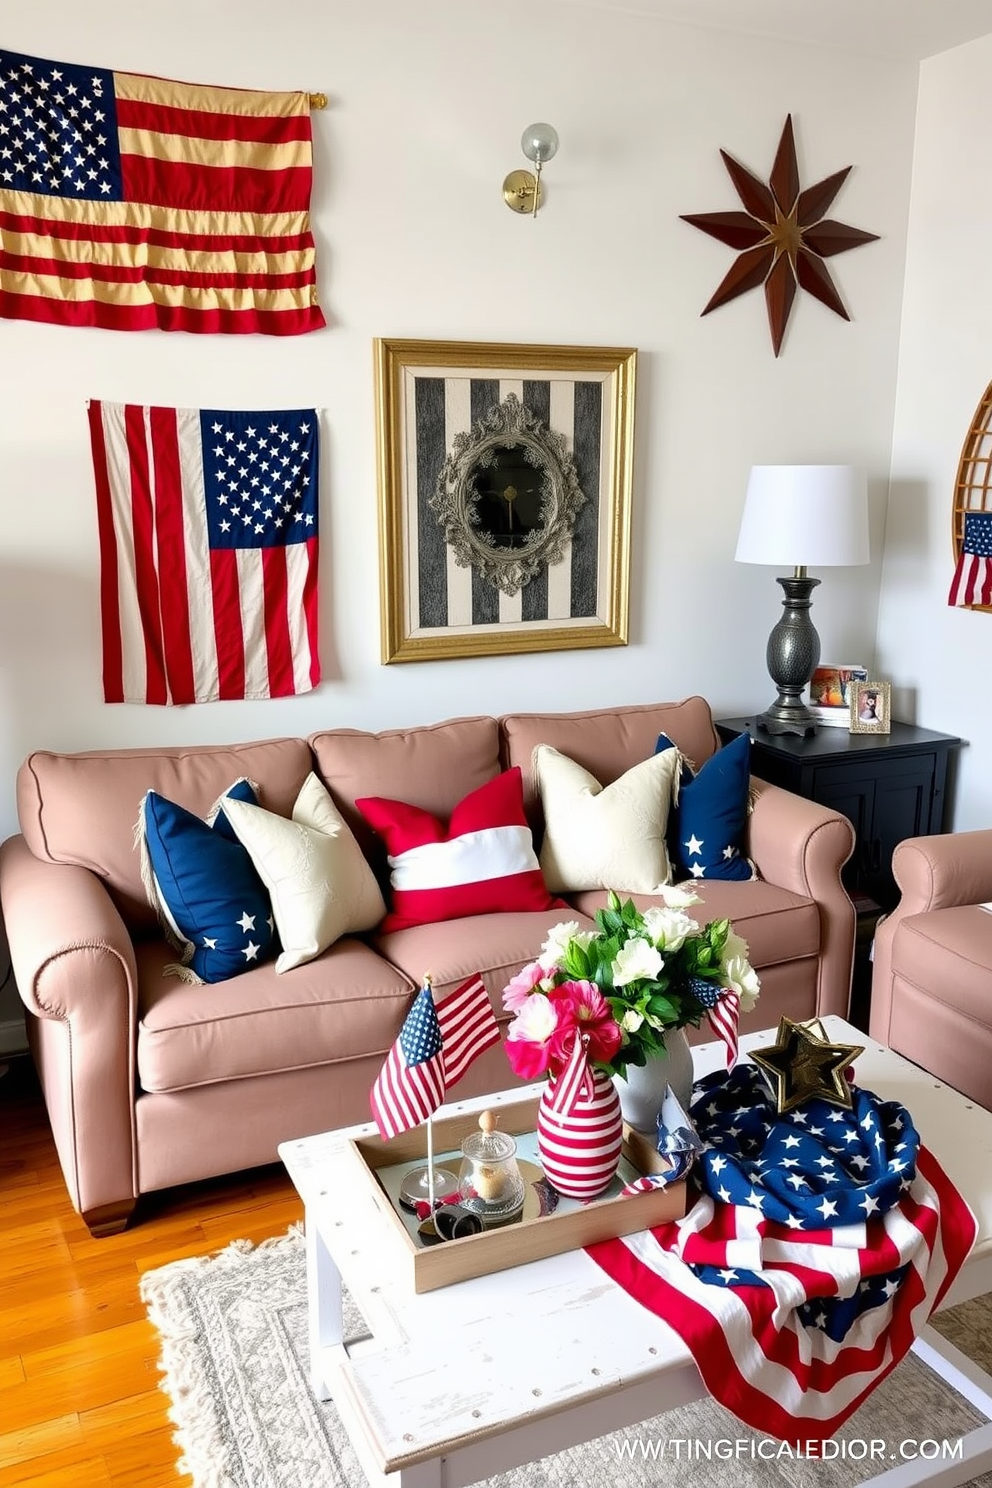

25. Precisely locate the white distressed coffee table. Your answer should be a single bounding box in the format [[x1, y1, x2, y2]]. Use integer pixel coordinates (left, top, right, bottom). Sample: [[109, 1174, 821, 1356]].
[[278, 1018, 992, 1488]]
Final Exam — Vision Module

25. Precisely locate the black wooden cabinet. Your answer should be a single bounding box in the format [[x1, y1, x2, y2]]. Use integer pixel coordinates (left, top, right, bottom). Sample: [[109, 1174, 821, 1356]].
[[715, 718, 962, 911]]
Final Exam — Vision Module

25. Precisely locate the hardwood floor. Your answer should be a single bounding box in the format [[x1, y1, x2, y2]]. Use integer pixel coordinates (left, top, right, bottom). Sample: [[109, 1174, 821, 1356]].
[[0, 1056, 304, 1486]]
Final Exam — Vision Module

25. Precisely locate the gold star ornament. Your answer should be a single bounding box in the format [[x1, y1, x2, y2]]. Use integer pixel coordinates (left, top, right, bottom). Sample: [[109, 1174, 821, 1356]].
[[681, 115, 879, 356], [749, 1017, 864, 1113]]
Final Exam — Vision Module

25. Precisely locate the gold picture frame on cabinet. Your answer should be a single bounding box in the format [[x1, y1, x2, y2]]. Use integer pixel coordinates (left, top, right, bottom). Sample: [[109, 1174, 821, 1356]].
[[373, 338, 636, 664], [849, 681, 891, 734]]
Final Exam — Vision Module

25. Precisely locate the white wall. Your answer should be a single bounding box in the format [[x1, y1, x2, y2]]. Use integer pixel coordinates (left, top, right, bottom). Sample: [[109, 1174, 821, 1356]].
[[878, 32, 992, 831], [0, 1, 921, 1035]]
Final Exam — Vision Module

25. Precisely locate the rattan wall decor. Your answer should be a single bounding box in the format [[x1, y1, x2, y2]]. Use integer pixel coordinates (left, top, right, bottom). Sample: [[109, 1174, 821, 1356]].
[[948, 380, 992, 612]]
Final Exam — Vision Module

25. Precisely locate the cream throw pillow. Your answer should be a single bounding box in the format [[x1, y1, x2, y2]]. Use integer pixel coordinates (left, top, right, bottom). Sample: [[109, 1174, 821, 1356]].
[[533, 744, 681, 894], [221, 773, 386, 973]]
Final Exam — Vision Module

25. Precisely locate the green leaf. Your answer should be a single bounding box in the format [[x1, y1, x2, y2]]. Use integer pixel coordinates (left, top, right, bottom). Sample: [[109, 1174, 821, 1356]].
[[647, 993, 679, 1022], [563, 944, 591, 978]]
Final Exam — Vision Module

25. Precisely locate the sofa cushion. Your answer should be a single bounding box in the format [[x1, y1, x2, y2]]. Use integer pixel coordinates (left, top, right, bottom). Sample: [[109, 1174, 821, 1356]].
[[655, 729, 757, 882], [890, 905, 992, 1026], [138, 781, 276, 983], [372, 906, 596, 1010], [567, 880, 820, 971], [17, 737, 313, 932], [499, 697, 720, 838], [308, 716, 501, 871], [136, 937, 416, 1093], [533, 744, 679, 894], [222, 773, 386, 973], [355, 767, 560, 932]]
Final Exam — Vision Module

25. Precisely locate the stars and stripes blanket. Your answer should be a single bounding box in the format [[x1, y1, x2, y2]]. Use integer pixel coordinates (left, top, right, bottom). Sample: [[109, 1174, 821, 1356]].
[[588, 1064, 977, 1443]]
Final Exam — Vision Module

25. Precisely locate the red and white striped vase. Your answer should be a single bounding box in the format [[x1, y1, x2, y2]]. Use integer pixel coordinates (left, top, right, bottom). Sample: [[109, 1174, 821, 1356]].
[[536, 1068, 624, 1200]]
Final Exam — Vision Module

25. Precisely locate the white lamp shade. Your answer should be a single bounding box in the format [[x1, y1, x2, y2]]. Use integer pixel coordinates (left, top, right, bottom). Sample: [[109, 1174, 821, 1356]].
[[735, 464, 869, 568]]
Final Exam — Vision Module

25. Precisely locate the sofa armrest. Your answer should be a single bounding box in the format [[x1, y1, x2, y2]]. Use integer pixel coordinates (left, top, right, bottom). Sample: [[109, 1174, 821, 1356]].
[[746, 778, 857, 1019], [0, 834, 139, 1218], [870, 830, 992, 1047], [888, 830, 992, 914]]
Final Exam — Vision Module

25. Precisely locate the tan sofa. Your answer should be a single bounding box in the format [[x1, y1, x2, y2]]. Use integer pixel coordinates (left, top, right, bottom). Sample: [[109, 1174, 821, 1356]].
[[869, 830, 992, 1110], [0, 697, 857, 1235]]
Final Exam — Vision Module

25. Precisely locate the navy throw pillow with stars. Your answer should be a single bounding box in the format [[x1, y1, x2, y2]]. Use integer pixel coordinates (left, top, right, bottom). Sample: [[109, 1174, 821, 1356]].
[[139, 779, 276, 983], [654, 730, 756, 882]]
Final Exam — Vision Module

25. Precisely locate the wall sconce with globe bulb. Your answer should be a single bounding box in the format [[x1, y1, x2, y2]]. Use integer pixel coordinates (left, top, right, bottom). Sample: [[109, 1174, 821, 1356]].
[[503, 122, 559, 218]]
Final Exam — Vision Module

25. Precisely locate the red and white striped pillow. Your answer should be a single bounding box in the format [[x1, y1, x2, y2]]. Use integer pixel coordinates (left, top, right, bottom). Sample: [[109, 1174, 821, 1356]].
[[356, 767, 562, 933]]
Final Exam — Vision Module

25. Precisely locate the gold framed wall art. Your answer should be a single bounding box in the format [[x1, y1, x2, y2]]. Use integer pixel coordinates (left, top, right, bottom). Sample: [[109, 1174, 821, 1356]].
[[373, 339, 636, 663]]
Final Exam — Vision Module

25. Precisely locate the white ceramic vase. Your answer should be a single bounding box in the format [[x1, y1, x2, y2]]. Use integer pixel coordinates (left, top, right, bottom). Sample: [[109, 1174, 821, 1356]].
[[612, 1027, 694, 1134]]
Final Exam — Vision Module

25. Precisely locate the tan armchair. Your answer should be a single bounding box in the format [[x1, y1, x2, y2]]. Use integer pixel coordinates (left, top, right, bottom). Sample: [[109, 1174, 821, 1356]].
[[869, 830, 992, 1110]]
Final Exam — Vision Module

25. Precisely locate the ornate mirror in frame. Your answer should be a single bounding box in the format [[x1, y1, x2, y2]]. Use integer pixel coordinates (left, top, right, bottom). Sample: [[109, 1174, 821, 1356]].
[[374, 339, 636, 663]]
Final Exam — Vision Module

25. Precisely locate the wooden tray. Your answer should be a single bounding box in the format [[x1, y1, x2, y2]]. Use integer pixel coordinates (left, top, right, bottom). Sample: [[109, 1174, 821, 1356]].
[[343, 1096, 687, 1293]]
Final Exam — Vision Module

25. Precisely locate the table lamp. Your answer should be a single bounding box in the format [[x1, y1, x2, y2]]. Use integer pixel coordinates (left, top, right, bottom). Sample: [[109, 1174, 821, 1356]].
[[735, 464, 869, 736]]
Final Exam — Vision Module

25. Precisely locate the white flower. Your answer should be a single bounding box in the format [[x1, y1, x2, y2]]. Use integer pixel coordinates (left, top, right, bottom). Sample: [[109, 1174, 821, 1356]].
[[659, 883, 702, 910], [507, 993, 558, 1043], [722, 928, 750, 965], [621, 1008, 644, 1033], [538, 920, 596, 970], [611, 936, 664, 987], [641, 905, 699, 952], [721, 954, 761, 1013]]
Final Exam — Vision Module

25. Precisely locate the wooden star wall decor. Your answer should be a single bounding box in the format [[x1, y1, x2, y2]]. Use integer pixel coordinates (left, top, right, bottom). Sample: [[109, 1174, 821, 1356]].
[[681, 115, 879, 356]]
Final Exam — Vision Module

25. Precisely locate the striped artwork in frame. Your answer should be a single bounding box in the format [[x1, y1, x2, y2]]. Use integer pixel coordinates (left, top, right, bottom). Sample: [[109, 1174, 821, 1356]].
[[374, 340, 636, 662]]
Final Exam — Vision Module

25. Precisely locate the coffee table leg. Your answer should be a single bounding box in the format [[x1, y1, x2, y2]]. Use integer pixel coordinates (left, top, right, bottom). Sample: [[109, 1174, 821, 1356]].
[[305, 1209, 343, 1401], [856, 1325, 992, 1488]]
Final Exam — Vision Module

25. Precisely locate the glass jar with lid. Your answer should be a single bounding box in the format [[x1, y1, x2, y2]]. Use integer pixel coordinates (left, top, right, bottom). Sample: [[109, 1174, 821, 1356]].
[[457, 1111, 525, 1227]]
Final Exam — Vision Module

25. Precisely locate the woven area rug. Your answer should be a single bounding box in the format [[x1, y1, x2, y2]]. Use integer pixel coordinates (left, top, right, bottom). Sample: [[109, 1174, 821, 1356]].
[[139, 1226, 992, 1488]]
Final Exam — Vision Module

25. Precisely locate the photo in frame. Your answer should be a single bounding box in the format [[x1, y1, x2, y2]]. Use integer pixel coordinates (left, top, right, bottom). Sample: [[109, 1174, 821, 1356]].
[[849, 680, 891, 734], [373, 339, 636, 663], [806, 664, 869, 727]]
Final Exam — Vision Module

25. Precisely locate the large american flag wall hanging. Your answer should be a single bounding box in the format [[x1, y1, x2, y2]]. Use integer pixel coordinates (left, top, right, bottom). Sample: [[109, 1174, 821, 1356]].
[[87, 400, 320, 704], [0, 47, 325, 334]]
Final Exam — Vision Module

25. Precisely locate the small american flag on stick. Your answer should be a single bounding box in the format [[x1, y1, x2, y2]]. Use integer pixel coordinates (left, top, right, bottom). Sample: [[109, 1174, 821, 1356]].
[[370, 974, 500, 1141]]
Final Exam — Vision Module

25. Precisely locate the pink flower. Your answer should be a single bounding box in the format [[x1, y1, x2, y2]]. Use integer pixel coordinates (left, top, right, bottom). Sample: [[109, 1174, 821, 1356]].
[[504, 1029, 554, 1080], [502, 960, 546, 1013], [503, 992, 557, 1081], [546, 981, 622, 1070]]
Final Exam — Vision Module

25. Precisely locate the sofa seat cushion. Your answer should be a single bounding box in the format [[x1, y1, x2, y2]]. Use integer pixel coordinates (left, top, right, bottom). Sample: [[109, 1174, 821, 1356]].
[[890, 905, 992, 1025], [136, 937, 416, 1094], [566, 881, 820, 971], [372, 907, 595, 1015]]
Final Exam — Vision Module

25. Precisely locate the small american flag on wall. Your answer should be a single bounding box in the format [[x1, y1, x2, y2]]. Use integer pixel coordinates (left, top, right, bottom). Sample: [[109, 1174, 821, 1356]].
[[948, 511, 992, 608], [0, 47, 324, 334], [87, 400, 320, 704]]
